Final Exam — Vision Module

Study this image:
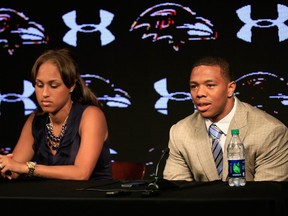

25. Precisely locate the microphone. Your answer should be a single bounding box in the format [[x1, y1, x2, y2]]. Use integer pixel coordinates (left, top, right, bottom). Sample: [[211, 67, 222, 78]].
[[154, 147, 170, 182], [147, 147, 177, 190]]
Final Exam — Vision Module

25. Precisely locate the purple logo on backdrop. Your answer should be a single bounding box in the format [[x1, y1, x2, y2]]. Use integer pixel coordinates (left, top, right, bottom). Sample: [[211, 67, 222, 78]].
[[130, 2, 217, 51], [235, 72, 288, 115], [81, 74, 131, 108], [0, 8, 48, 55]]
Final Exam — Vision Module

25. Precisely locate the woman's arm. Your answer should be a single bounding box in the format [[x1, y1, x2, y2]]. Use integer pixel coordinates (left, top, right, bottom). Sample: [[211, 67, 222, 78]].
[[0, 113, 35, 178]]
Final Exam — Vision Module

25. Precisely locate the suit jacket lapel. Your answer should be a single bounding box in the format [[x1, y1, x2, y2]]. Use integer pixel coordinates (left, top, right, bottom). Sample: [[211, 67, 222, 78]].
[[222, 97, 249, 180], [193, 115, 221, 180]]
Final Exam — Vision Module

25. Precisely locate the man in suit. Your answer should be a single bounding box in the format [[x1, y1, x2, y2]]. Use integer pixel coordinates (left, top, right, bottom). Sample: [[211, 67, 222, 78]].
[[163, 56, 288, 182]]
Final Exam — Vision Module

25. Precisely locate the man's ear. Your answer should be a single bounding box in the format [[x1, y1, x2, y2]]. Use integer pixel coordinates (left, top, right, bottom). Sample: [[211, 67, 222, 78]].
[[228, 81, 236, 97]]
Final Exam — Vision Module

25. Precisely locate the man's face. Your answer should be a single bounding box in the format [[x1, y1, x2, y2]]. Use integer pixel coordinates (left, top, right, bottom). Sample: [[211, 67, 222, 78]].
[[189, 65, 235, 122]]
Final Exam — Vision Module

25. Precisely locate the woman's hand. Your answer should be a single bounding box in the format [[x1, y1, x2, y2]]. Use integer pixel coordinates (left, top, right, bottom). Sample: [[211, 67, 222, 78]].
[[0, 154, 22, 179]]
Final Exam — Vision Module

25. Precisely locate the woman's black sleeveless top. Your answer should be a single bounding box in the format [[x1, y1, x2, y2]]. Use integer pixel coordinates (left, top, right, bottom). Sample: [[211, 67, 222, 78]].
[[32, 103, 112, 180]]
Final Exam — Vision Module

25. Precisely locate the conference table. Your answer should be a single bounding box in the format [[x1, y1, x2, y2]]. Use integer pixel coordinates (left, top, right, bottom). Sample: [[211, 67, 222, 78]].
[[0, 177, 287, 215]]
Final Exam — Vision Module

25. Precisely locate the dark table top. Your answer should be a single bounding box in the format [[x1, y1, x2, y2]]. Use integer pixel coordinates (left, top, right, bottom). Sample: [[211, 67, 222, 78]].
[[0, 178, 287, 215]]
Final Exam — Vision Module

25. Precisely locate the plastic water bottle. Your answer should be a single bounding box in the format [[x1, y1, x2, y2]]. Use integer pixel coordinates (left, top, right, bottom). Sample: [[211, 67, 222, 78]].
[[227, 129, 246, 186]]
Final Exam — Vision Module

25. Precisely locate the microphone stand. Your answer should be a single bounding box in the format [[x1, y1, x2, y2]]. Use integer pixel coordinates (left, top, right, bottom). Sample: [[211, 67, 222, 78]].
[[147, 148, 178, 190]]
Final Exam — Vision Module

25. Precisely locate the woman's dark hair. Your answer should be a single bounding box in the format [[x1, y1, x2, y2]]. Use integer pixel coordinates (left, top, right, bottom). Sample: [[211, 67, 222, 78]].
[[31, 48, 102, 108]]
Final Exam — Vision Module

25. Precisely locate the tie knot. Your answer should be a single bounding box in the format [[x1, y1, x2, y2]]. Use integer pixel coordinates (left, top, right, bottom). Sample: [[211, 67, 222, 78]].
[[209, 124, 223, 140]]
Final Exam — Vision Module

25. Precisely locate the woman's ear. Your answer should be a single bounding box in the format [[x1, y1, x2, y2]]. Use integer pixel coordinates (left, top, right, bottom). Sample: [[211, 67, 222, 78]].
[[70, 83, 76, 93]]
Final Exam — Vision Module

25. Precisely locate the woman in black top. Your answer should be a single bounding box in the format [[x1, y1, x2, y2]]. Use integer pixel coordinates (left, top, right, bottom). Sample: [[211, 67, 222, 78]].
[[0, 48, 112, 180]]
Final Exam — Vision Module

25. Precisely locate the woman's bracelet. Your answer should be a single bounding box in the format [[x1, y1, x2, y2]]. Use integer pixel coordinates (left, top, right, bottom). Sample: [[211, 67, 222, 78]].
[[26, 161, 36, 177]]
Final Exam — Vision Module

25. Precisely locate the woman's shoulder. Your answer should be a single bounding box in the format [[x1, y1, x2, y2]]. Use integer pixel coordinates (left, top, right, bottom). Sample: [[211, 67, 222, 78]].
[[72, 103, 102, 114], [83, 104, 103, 113], [79, 105, 108, 134], [81, 104, 106, 121]]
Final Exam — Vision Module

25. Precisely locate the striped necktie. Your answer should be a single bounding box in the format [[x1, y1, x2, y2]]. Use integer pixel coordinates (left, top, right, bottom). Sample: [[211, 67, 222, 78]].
[[209, 124, 223, 176]]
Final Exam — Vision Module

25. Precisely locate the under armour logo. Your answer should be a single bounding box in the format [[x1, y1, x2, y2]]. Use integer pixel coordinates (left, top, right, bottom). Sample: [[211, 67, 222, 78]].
[[154, 78, 191, 115], [62, 9, 115, 46], [237, 4, 288, 42], [0, 80, 36, 116]]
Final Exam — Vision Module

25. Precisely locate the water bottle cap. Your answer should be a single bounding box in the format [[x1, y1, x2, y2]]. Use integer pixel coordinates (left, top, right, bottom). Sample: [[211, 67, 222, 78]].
[[231, 129, 239, 135]]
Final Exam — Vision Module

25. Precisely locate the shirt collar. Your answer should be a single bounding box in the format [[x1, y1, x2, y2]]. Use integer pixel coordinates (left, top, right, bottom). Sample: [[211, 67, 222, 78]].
[[205, 97, 236, 136]]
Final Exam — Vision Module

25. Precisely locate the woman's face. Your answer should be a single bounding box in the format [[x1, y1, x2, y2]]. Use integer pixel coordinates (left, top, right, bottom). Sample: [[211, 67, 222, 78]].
[[34, 62, 71, 115]]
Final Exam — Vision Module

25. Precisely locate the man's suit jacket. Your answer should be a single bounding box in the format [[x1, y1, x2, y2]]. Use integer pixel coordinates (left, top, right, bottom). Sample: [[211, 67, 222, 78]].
[[163, 97, 288, 181]]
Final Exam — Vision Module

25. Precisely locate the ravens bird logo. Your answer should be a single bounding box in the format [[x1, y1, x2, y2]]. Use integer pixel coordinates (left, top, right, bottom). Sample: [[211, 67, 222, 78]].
[[0, 8, 49, 55], [130, 2, 218, 51]]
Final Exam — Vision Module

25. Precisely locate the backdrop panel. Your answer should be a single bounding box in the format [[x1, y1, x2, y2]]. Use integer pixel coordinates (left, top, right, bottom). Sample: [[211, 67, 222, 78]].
[[1, 0, 287, 177]]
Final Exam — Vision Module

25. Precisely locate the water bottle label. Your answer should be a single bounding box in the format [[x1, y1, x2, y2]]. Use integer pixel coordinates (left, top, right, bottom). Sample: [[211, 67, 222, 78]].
[[228, 159, 245, 178]]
